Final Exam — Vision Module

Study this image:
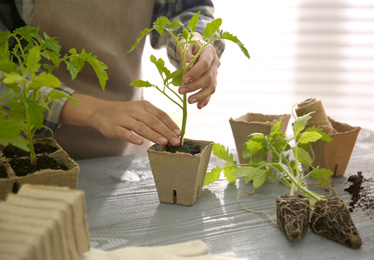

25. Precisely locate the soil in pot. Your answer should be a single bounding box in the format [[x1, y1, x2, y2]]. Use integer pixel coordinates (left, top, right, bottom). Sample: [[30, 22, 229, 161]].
[[276, 196, 310, 241], [9, 155, 68, 177], [1, 143, 58, 159], [0, 166, 7, 178], [345, 171, 374, 216], [165, 140, 201, 155], [310, 198, 362, 249]]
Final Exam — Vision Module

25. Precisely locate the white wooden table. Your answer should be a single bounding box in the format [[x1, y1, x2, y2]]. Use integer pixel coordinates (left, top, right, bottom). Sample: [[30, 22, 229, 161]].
[[77, 129, 374, 260]]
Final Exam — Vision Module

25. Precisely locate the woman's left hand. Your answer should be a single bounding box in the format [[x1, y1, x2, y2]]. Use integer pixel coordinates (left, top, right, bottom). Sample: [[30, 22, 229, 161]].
[[177, 32, 221, 109]]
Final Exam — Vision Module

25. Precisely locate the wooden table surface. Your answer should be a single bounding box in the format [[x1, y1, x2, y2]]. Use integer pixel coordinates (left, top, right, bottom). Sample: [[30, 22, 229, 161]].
[[77, 129, 374, 260]]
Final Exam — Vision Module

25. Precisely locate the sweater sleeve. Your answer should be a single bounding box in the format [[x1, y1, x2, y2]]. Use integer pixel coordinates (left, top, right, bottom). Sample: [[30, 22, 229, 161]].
[[35, 84, 75, 138]]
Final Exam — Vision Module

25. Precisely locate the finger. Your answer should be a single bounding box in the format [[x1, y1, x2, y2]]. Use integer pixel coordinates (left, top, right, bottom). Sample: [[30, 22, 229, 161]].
[[128, 103, 180, 146], [183, 45, 217, 83], [113, 125, 144, 145], [196, 95, 211, 110], [145, 104, 181, 137]]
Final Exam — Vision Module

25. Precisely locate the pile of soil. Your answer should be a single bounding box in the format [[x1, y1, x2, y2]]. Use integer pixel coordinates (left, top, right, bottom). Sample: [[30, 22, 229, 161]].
[[345, 171, 374, 216], [165, 140, 201, 155]]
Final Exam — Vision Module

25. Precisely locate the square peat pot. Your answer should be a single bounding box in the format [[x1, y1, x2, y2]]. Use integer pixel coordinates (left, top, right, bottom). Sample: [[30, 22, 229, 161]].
[[229, 113, 291, 164], [147, 139, 214, 206], [308, 117, 361, 176], [0, 159, 16, 200], [2, 138, 79, 194]]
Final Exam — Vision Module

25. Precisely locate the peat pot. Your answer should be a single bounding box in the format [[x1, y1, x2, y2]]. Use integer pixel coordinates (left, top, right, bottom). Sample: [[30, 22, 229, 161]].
[[147, 139, 214, 206], [0, 138, 79, 200], [308, 117, 360, 177], [229, 113, 291, 164]]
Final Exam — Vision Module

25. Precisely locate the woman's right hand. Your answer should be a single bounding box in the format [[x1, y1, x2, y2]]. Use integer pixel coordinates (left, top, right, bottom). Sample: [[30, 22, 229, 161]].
[[60, 93, 181, 146]]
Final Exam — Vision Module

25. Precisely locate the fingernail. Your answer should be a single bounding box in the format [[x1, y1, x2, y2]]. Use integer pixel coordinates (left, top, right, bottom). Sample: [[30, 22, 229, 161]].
[[183, 76, 191, 84], [179, 87, 188, 94], [189, 97, 197, 104], [174, 128, 181, 136], [198, 103, 206, 109], [135, 138, 143, 145], [171, 137, 180, 146], [157, 137, 168, 145]]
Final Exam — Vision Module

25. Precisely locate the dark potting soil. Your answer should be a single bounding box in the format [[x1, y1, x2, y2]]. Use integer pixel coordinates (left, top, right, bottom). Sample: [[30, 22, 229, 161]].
[[9, 155, 67, 177], [165, 141, 201, 155], [310, 198, 362, 249], [0, 165, 7, 178], [276, 196, 310, 241], [345, 171, 374, 216], [1, 143, 58, 158]]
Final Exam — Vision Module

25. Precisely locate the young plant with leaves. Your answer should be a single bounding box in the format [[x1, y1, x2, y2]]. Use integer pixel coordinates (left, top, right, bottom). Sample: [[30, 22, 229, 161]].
[[129, 12, 250, 144], [0, 26, 108, 165], [204, 113, 334, 206]]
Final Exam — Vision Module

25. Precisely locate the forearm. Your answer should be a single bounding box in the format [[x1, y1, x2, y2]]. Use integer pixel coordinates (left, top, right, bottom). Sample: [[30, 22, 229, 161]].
[[59, 92, 105, 130]]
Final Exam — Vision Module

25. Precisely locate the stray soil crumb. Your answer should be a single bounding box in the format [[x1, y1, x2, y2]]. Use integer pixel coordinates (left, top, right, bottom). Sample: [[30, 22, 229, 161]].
[[344, 171, 374, 216]]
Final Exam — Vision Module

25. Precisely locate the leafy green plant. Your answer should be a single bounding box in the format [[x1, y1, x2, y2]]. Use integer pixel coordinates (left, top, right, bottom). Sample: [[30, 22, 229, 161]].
[[129, 12, 250, 143], [0, 26, 108, 165], [204, 113, 334, 206]]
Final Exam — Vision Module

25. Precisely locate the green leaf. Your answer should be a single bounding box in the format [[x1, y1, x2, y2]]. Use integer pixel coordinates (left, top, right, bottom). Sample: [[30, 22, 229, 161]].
[[223, 165, 237, 184], [42, 32, 61, 53], [170, 69, 183, 86], [34, 72, 61, 88], [14, 26, 39, 44], [24, 98, 45, 129], [150, 55, 170, 78], [298, 131, 322, 144], [2, 72, 24, 84], [170, 20, 183, 32], [65, 59, 78, 80], [309, 168, 333, 186], [232, 166, 268, 188], [292, 147, 312, 167], [252, 169, 269, 188], [153, 16, 171, 35], [271, 120, 282, 133], [0, 60, 17, 73], [231, 166, 255, 179], [26, 46, 42, 74], [243, 139, 262, 159], [130, 79, 153, 88], [71, 49, 108, 90], [129, 28, 153, 52], [307, 126, 333, 142], [188, 12, 200, 32], [212, 143, 234, 164], [0, 31, 10, 60], [3, 102, 26, 121], [202, 18, 222, 39], [42, 50, 61, 69], [0, 120, 29, 151], [219, 31, 250, 59], [293, 112, 313, 136], [48, 89, 78, 105], [204, 166, 222, 185]]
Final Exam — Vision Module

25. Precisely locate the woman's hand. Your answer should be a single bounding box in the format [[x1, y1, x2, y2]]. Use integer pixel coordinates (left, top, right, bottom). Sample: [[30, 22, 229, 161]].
[[60, 93, 181, 146], [177, 32, 221, 109]]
